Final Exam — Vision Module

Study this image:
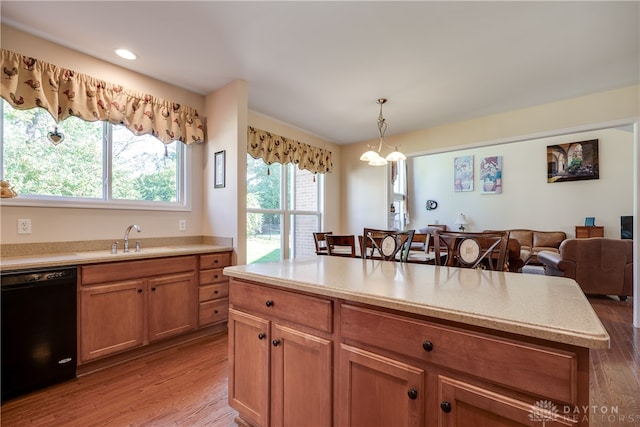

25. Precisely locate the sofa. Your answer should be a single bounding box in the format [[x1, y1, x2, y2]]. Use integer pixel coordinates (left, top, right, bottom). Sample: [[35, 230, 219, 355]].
[[538, 238, 633, 300], [505, 229, 567, 265]]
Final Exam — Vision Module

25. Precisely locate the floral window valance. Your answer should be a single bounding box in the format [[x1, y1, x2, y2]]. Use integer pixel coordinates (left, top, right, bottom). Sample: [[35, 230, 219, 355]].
[[0, 49, 204, 145], [247, 126, 333, 174]]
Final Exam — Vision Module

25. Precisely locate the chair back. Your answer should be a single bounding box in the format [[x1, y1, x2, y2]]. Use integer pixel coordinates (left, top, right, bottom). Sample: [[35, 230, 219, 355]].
[[420, 225, 446, 253], [313, 231, 333, 255], [326, 234, 357, 257], [362, 228, 416, 262], [410, 233, 428, 251], [434, 230, 510, 270]]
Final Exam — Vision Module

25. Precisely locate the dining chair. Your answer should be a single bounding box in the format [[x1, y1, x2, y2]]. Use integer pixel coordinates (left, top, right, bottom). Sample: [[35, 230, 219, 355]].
[[326, 234, 357, 257], [410, 233, 428, 251], [433, 230, 510, 271], [313, 231, 333, 255], [361, 228, 416, 262], [419, 225, 447, 253]]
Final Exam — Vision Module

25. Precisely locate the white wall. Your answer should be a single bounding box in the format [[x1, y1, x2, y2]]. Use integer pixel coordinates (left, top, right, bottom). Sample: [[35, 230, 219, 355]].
[[203, 80, 248, 263], [0, 26, 344, 251], [409, 128, 633, 237], [342, 85, 639, 235], [247, 111, 343, 234], [0, 25, 207, 244]]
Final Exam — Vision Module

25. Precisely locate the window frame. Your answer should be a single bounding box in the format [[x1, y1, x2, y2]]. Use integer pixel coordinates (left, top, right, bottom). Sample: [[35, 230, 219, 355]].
[[0, 101, 191, 211], [246, 156, 323, 261], [389, 159, 408, 230]]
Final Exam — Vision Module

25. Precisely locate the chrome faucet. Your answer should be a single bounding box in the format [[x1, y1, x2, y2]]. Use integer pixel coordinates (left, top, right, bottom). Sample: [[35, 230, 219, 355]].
[[123, 224, 141, 253]]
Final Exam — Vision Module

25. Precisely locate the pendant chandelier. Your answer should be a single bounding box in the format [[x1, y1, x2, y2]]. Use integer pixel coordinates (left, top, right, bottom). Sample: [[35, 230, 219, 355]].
[[359, 98, 406, 166]]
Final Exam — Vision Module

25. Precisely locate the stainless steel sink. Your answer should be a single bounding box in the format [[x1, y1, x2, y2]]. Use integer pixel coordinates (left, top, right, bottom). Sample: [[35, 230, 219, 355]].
[[75, 247, 174, 258]]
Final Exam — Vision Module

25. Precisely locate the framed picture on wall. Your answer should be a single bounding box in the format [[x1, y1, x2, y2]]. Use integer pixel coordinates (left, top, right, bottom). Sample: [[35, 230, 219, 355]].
[[547, 139, 599, 183], [480, 156, 502, 194], [454, 155, 474, 192], [214, 150, 226, 189]]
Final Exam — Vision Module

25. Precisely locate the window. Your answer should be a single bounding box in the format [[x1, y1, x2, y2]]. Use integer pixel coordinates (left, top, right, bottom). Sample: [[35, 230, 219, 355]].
[[0, 101, 187, 209], [389, 160, 408, 230], [246, 154, 322, 263]]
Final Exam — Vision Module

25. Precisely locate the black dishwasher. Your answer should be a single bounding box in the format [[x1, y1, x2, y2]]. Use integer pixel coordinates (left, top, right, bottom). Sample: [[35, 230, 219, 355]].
[[1, 266, 77, 402]]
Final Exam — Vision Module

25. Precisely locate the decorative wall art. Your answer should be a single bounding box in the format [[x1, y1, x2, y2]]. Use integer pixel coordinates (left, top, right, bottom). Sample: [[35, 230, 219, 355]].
[[214, 150, 226, 188], [547, 139, 599, 183], [454, 155, 474, 192], [480, 156, 502, 194]]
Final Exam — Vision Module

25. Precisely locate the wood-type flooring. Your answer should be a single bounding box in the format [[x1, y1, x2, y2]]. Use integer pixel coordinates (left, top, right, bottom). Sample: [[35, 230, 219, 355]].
[[1, 296, 638, 426]]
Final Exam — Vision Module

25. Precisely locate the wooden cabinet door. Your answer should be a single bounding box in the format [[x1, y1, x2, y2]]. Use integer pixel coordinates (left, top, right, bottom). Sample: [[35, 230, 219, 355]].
[[271, 324, 332, 427], [437, 376, 578, 427], [339, 344, 424, 427], [148, 272, 197, 342], [80, 280, 145, 362], [228, 309, 271, 427]]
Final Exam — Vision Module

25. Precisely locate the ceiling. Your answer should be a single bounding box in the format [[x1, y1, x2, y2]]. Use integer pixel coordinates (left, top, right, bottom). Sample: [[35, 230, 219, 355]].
[[2, 1, 639, 144]]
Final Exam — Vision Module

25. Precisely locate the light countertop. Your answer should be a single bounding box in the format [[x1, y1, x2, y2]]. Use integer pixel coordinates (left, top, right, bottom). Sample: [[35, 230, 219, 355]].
[[0, 244, 233, 271], [223, 256, 610, 349]]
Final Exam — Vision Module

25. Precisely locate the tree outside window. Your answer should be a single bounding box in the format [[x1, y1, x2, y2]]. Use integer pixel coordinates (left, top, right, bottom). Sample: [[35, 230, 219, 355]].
[[1, 102, 183, 206], [246, 154, 321, 263]]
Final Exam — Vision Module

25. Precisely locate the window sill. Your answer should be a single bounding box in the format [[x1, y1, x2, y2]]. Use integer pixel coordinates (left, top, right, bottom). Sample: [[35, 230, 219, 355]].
[[0, 196, 191, 212]]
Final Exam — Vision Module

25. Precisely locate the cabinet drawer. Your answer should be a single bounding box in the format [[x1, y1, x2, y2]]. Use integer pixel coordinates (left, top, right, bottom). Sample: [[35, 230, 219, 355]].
[[230, 279, 333, 333], [200, 252, 232, 269], [199, 283, 229, 302], [199, 268, 227, 285], [82, 256, 197, 285], [341, 304, 578, 404], [199, 298, 229, 326]]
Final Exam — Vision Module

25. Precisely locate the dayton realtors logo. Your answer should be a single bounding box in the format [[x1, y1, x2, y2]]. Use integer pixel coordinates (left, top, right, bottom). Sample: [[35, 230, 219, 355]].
[[529, 400, 639, 424], [529, 400, 559, 425]]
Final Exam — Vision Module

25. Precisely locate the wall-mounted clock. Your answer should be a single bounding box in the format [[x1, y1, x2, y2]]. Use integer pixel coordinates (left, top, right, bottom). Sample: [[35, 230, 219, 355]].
[[426, 200, 438, 211]]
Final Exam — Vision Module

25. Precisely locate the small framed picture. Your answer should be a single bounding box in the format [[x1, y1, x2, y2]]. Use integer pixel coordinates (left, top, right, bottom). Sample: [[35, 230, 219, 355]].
[[585, 217, 595, 226], [214, 150, 225, 189]]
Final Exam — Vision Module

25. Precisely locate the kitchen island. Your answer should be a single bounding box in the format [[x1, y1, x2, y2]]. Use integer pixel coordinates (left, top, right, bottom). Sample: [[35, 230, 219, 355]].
[[224, 256, 609, 427]]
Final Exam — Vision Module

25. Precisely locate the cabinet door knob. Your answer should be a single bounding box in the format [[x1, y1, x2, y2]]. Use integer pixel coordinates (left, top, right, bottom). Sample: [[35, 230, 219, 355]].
[[407, 389, 418, 400], [214, 310, 219, 314], [422, 341, 434, 352], [272, 339, 281, 347], [258, 333, 266, 340], [265, 300, 274, 307], [214, 290, 219, 294], [137, 288, 143, 293], [151, 287, 157, 291], [214, 259, 219, 264], [440, 401, 452, 413], [214, 275, 219, 279]]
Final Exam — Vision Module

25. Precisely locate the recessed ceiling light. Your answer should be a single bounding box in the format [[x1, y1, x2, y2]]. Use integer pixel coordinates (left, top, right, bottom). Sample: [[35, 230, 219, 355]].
[[115, 49, 137, 60]]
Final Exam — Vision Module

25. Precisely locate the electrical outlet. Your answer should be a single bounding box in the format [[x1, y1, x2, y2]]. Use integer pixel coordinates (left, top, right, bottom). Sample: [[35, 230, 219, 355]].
[[18, 219, 32, 234], [178, 219, 186, 231]]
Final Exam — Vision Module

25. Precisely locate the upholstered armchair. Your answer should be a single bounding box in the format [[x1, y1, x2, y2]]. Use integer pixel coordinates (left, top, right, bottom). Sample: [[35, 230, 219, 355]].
[[538, 238, 633, 300]]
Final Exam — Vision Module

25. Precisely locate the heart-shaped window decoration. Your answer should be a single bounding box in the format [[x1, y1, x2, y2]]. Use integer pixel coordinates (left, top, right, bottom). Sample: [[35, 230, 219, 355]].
[[47, 127, 65, 145]]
